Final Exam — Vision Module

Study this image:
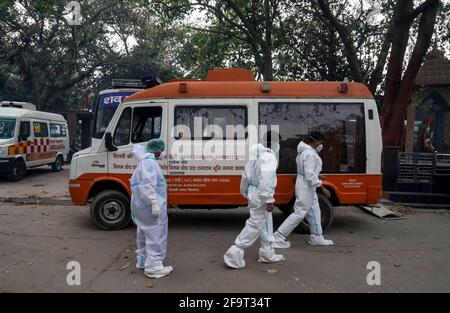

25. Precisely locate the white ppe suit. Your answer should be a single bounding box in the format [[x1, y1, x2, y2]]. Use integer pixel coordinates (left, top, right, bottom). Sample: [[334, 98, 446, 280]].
[[130, 144, 169, 270], [275, 141, 333, 246], [224, 144, 285, 269]]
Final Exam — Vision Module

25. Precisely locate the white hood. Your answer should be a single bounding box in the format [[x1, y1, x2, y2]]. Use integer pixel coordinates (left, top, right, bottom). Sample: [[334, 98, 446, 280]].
[[297, 141, 314, 154], [249, 143, 268, 160], [132, 144, 151, 162]]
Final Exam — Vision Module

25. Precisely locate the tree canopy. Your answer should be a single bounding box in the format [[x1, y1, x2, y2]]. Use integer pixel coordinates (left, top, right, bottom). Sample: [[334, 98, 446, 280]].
[[0, 0, 449, 145]]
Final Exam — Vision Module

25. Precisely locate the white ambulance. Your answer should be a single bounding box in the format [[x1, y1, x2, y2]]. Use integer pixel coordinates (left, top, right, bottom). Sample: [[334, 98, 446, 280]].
[[0, 105, 69, 181]]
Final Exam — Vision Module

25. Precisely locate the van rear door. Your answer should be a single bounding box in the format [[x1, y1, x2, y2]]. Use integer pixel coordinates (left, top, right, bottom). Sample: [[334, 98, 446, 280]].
[[30, 120, 52, 166]]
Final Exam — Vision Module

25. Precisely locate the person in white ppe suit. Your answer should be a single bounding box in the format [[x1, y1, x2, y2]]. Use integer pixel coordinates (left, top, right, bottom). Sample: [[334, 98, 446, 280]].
[[130, 139, 173, 279], [224, 133, 285, 269], [273, 131, 334, 248]]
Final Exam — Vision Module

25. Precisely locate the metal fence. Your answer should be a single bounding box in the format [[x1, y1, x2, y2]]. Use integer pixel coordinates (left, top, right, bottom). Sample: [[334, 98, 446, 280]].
[[435, 154, 450, 176], [397, 153, 450, 185]]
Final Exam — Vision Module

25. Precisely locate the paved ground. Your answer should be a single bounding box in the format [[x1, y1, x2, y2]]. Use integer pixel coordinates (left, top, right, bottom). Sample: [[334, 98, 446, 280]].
[[1, 200, 449, 293], [0, 167, 70, 204], [1, 169, 449, 293]]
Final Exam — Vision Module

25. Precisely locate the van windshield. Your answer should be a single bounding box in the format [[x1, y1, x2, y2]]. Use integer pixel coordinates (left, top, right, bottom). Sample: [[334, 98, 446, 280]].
[[0, 118, 16, 139], [94, 91, 136, 139]]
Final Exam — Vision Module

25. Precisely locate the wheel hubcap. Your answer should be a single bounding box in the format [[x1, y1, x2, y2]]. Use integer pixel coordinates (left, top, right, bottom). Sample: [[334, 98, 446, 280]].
[[101, 200, 124, 223]]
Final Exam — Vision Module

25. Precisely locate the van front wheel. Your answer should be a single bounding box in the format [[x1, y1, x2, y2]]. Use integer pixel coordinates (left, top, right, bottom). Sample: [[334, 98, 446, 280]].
[[8, 159, 27, 181], [51, 155, 64, 172], [90, 190, 131, 231], [278, 193, 334, 234]]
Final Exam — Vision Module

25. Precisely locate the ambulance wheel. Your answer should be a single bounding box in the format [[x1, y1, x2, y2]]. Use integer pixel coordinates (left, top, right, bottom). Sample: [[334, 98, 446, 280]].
[[279, 193, 334, 234], [51, 155, 64, 172], [8, 159, 27, 182], [90, 190, 131, 231]]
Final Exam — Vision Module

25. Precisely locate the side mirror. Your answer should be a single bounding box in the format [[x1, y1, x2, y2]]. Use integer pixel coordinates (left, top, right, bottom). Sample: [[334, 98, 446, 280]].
[[105, 132, 118, 151]]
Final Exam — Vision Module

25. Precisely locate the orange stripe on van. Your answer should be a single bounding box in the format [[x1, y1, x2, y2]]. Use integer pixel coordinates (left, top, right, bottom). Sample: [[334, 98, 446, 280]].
[[69, 173, 382, 206]]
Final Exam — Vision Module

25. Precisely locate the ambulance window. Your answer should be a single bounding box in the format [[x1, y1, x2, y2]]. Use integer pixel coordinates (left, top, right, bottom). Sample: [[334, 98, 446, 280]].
[[174, 106, 247, 140], [131, 107, 162, 143], [259, 102, 366, 174], [61, 124, 67, 137], [19, 121, 31, 140], [114, 107, 132, 146], [33, 122, 49, 138], [50, 123, 62, 137], [0, 118, 16, 139]]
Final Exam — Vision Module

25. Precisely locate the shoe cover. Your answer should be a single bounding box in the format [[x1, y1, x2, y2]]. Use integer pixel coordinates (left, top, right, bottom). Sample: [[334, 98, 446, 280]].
[[272, 232, 291, 249], [144, 265, 173, 279], [308, 235, 334, 246], [224, 245, 245, 269], [258, 248, 285, 263], [136, 255, 145, 269]]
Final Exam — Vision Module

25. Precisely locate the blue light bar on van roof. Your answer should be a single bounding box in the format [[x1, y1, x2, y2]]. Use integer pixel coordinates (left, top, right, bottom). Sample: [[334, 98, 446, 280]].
[[112, 79, 145, 89], [141, 74, 162, 89]]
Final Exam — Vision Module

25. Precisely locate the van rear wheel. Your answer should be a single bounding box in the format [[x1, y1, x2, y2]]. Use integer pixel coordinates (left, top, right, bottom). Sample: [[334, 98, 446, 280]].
[[51, 155, 64, 172], [8, 159, 27, 182], [90, 190, 131, 231], [278, 193, 334, 234]]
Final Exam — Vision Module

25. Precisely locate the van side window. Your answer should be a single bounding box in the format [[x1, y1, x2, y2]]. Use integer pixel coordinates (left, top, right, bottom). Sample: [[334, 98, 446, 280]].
[[33, 122, 49, 138], [50, 123, 62, 137], [174, 106, 247, 140], [61, 124, 67, 137], [259, 102, 366, 174], [19, 121, 31, 141], [114, 107, 132, 146], [131, 107, 162, 143]]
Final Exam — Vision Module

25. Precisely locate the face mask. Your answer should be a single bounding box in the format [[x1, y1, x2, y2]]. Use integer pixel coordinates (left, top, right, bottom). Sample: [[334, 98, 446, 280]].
[[154, 151, 166, 160], [315, 144, 323, 153]]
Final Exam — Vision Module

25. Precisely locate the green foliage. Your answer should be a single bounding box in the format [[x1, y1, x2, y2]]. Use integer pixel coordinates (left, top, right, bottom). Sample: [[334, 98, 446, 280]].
[[0, 0, 448, 113]]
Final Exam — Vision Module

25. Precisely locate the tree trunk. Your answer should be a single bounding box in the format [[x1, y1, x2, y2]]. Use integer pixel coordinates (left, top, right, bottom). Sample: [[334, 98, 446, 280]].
[[316, 0, 365, 83], [404, 101, 416, 152], [382, 0, 439, 146], [368, 22, 394, 95], [327, 26, 338, 81], [381, 1, 413, 121], [263, 0, 273, 81]]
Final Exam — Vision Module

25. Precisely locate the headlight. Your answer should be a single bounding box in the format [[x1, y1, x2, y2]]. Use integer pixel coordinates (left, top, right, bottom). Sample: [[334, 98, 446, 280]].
[[0, 147, 6, 155], [69, 157, 78, 180]]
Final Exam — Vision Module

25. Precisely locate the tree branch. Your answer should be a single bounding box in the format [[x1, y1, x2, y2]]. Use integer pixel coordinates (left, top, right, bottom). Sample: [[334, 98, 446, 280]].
[[408, 0, 440, 23], [316, 0, 365, 82]]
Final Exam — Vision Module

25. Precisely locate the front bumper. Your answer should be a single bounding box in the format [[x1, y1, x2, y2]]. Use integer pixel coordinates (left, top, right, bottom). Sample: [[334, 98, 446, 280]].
[[68, 179, 92, 206], [0, 158, 14, 173]]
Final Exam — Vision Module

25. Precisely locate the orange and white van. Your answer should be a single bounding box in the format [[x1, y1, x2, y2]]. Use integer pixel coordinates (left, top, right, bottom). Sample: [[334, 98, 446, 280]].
[[69, 68, 382, 231], [0, 106, 69, 181]]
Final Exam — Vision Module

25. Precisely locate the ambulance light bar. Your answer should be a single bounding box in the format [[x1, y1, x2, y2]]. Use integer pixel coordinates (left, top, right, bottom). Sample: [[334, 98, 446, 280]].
[[112, 79, 146, 89], [0, 101, 37, 111]]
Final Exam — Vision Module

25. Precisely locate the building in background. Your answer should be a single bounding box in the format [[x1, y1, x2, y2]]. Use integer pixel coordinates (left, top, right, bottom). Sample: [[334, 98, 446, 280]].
[[411, 48, 450, 154]]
